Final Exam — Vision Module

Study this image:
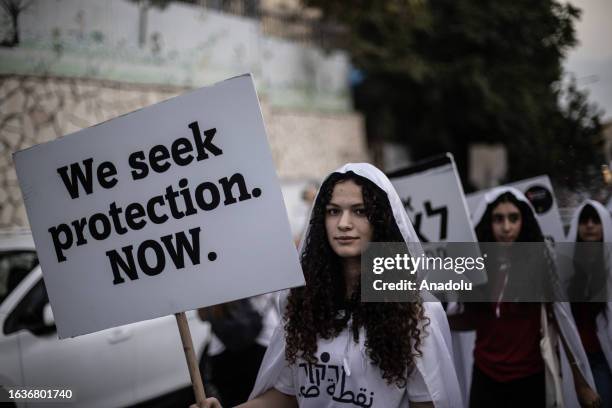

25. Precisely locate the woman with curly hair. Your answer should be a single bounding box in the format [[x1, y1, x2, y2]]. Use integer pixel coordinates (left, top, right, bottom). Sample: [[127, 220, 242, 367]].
[[208, 163, 462, 408]]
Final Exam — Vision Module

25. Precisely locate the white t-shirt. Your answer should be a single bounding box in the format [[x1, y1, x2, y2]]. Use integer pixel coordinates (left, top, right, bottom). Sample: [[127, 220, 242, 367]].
[[273, 325, 430, 407]]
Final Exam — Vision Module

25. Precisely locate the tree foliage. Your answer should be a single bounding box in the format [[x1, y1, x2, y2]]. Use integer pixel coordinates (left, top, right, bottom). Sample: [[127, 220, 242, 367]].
[[306, 0, 604, 191]]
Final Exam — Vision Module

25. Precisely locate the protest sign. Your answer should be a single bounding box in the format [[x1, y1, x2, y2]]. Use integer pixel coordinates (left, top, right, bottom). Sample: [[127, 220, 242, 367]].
[[466, 175, 565, 243], [388, 154, 477, 242], [388, 153, 485, 285], [14, 74, 305, 339], [389, 154, 480, 402]]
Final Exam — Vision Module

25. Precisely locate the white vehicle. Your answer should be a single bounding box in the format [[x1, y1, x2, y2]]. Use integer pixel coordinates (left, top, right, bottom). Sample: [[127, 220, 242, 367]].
[[0, 230, 211, 407]]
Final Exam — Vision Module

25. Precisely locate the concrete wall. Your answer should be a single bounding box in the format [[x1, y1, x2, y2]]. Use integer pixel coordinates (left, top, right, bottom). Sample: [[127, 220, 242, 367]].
[[0, 0, 351, 112], [0, 75, 368, 229], [0, 1, 369, 232]]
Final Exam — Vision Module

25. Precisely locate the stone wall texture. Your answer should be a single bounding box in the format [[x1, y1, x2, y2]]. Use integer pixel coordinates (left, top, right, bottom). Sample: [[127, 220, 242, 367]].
[[0, 75, 368, 228]]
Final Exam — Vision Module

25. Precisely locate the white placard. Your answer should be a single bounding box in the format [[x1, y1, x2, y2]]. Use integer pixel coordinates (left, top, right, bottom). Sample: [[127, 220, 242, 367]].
[[388, 153, 484, 283], [14, 74, 305, 338], [389, 153, 481, 402], [389, 154, 478, 243], [466, 175, 565, 243]]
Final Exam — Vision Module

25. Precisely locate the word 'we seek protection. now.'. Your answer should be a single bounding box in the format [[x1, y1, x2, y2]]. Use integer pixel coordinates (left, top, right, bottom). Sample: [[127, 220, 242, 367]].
[[49, 121, 263, 285]]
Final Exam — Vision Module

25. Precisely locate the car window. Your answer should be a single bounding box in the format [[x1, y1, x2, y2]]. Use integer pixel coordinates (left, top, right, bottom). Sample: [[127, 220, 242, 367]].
[[0, 251, 38, 305], [4, 278, 54, 336]]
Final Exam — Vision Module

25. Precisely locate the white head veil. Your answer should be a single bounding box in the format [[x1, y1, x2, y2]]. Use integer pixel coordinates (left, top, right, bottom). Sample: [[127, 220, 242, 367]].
[[566, 199, 612, 375], [565, 199, 612, 294], [567, 199, 612, 244], [471, 186, 538, 233], [297, 163, 424, 257], [249, 163, 463, 407], [471, 188, 596, 403]]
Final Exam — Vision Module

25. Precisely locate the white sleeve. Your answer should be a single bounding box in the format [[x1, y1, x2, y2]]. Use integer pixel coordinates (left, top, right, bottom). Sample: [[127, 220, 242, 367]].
[[274, 362, 296, 396], [406, 366, 431, 402]]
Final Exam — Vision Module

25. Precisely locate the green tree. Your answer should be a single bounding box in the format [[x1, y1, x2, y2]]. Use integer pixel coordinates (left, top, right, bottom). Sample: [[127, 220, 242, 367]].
[[307, 0, 603, 191]]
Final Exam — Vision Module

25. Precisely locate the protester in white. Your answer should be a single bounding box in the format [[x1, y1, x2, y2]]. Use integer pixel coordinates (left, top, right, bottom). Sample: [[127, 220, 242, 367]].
[[459, 187, 598, 408], [215, 162, 461, 408], [566, 199, 612, 407]]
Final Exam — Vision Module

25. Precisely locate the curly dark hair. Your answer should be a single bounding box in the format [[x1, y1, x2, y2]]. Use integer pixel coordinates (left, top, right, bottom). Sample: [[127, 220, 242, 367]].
[[284, 171, 427, 387], [475, 192, 544, 243]]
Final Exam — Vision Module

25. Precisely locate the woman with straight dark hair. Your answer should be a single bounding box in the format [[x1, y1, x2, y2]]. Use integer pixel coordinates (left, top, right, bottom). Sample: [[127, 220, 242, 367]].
[[567, 200, 612, 407], [452, 187, 599, 408]]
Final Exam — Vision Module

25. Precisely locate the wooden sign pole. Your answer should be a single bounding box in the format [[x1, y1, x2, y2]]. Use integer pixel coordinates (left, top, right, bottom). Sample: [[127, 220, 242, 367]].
[[175, 311, 207, 407]]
